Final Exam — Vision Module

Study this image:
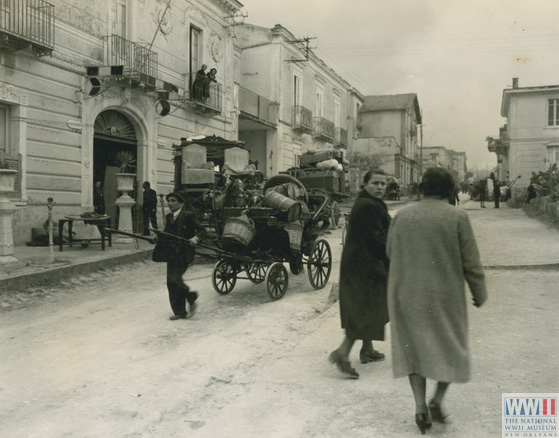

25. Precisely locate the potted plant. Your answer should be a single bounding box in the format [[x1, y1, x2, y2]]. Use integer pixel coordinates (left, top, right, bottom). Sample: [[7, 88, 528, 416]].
[[0, 157, 17, 193], [113, 151, 136, 193]]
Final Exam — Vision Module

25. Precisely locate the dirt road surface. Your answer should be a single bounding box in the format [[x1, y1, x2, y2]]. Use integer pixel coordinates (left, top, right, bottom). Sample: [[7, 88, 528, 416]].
[[1, 200, 558, 437]]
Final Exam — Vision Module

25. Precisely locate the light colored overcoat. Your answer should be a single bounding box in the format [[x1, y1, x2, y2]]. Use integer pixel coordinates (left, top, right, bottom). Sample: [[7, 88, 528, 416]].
[[386, 198, 487, 383]]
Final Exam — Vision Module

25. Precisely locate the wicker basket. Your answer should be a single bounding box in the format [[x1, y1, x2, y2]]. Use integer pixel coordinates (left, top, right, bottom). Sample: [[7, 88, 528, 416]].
[[285, 221, 304, 253], [222, 214, 256, 246]]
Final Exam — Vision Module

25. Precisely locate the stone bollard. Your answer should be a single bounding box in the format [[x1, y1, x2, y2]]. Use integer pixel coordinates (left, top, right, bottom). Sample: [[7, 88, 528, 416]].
[[47, 197, 55, 263]]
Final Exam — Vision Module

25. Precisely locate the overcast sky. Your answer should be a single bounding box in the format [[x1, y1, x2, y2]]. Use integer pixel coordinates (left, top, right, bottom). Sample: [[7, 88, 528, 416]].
[[236, 0, 559, 170]]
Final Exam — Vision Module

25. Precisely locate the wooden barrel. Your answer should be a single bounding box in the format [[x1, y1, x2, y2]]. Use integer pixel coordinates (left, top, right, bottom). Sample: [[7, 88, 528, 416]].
[[263, 191, 302, 222]]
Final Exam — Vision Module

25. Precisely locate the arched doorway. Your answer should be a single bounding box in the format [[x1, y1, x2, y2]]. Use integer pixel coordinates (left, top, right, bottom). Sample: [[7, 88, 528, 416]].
[[93, 110, 138, 230]]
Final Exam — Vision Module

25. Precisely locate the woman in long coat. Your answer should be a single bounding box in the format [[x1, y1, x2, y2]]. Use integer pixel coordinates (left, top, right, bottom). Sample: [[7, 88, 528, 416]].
[[386, 167, 487, 434], [329, 168, 390, 379]]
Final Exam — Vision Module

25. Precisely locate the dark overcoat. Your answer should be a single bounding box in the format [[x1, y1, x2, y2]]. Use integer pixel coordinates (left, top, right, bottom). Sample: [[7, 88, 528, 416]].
[[339, 190, 390, 340], [164, 208, 207, 264]]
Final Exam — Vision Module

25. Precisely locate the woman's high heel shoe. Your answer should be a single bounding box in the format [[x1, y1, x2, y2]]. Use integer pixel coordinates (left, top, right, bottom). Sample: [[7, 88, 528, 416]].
[[415, 413, 432, 435], [428, 400, 448, 423]]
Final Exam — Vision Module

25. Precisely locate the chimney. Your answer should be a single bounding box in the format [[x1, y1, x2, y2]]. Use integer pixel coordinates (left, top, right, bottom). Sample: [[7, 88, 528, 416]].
[[512, 77, 519, 89]]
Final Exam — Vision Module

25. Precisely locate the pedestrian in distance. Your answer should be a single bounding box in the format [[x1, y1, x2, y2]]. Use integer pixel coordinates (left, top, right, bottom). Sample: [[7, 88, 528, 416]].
[[491, 172, 500, 208], [141, 181, 158, 236], [328, 168, 390, 379], [386, 167, 487, 434], [478, 179, 487, 208], [155, 192, 207, 321], [526, 182, 537, 203], [448, 183, 460, 206]]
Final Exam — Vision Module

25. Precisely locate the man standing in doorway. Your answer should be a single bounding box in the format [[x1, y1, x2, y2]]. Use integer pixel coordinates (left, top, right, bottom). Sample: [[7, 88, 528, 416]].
[[142, 181, 158, 236], [160, 192, 206, 320], [93, 181, 105, 215]]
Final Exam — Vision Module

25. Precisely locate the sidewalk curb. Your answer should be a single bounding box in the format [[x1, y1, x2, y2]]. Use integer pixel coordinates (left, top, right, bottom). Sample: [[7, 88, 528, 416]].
[[484, 263, 559, 270], [0, 249, 152, 292]]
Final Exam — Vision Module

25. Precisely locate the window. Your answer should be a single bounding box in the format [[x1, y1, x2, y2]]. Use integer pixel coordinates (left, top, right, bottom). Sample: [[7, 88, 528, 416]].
[[190, 26, 202, 73], [548, 146, 559, 165], [114, 0, 127, 38], [0, 104, 8, 154], [0, 103, 21, 199], [293, 74, 301, 107], [315, 86, 323, 117], [333, 97, 341, 127], [548, 99, 559, 126]]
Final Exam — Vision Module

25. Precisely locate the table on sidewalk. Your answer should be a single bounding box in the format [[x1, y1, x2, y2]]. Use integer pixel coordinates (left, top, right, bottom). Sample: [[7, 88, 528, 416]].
[[58, 215, 112, 251]]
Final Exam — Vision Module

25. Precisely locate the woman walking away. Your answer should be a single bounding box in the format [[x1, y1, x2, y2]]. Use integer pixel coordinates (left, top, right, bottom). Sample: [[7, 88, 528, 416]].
[[329, 168, 390, 379], [386, 167, 487, 434]]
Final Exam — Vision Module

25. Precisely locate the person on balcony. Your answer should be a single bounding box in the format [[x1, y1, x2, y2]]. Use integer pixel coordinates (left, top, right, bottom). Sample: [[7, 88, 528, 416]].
[[192, 64, 207, 101], [205, 68, 217, 100]]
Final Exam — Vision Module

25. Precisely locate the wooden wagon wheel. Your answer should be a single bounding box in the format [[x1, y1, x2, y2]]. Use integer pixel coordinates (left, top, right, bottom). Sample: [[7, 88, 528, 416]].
[[307, 239, 332, 290], [212, 259, 237, 295], [247, 262, 266, 284], [265, 262, 289, 300]]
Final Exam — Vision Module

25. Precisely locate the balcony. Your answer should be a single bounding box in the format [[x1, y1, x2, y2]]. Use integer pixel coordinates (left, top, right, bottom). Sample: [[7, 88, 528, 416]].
[[103, 35, 158, 90], [312, 117, 335, 142], [238, 85, 277, 127], [292, 106, 313, 133], [0, 0, 54, 56], [335, 127, 348, 148], [188, 72, 222, 115]]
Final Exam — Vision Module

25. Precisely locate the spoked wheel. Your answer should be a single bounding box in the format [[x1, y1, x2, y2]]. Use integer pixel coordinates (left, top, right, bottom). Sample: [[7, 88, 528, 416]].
[[307, 239, 332, 290], [212, 259, 237, 295], [265, 262, 289, 300], [247, 263, 266, 284], [330, 201, 341, 229]]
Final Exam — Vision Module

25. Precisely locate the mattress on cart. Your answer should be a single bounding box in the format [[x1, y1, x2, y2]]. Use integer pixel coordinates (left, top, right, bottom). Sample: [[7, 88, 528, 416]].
[[182, 168, 215, 185]]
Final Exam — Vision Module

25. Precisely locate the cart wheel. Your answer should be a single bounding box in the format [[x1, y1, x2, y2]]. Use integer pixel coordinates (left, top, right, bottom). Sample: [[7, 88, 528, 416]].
[[265, 262, 289, 300], [330, 201, 341, 229], [247, 263, 266, 284], [307, 239, 332, 290], [212, 259, 237, 295]]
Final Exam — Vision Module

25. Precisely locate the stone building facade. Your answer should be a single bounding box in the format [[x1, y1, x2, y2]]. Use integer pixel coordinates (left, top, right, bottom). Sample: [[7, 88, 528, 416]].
[[489, 78, 559, 186], [1, 0, 242, 244]]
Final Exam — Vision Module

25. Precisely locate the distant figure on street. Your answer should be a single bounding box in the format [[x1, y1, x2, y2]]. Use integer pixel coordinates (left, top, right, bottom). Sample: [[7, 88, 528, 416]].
[[491, 172, 500, 208], [93, 181, 105, 215], [526, 183, 537, 203], [478, 179, 487, 208], [142, 182, 158, 236], [386, 167, 487, 434], [448, 184, 460, 206], [157, 192, 206, 321], [329, 168, 390, 379]]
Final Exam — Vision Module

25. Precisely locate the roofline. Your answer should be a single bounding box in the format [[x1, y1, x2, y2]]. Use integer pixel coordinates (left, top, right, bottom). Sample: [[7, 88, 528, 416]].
[[501, 85, 559, 117]]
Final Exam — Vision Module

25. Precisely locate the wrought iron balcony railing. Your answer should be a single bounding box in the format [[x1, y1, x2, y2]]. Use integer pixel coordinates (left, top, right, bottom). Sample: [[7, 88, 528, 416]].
[[292, 106, 313, 132], [335, 127, 348, 147], [313, 117, 335, 141], [103, 35, 158, 87], [0, 0, 54, 55], [189, 72, 222, 114], [238, 85, 277, 126]]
